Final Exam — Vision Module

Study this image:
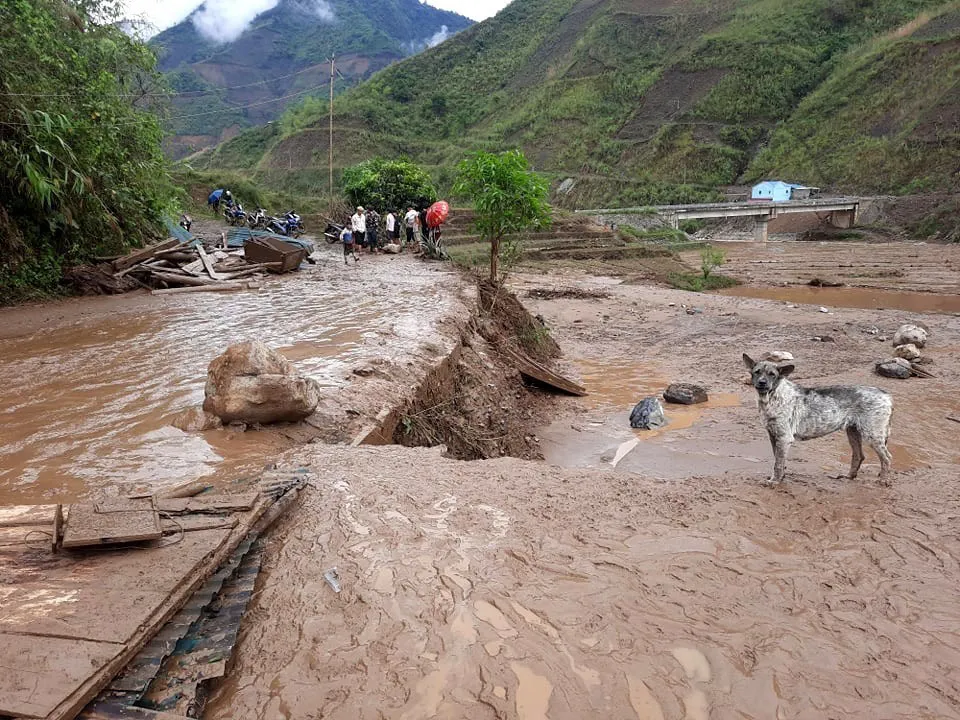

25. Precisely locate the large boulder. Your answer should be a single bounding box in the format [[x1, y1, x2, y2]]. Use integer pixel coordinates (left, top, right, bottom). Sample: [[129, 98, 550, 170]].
[[630, 397, 666, 430], [203, 341, 321, 424], [663, 383, 708, 405], [893, 324, 927, 348]]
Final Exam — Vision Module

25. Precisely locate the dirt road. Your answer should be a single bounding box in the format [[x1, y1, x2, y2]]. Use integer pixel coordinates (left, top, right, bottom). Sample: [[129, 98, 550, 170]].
[[206, 240, 960, 719]]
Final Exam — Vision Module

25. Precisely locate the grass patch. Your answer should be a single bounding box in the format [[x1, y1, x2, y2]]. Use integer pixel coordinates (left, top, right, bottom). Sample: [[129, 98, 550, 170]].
[[666, 272, 739, 292]]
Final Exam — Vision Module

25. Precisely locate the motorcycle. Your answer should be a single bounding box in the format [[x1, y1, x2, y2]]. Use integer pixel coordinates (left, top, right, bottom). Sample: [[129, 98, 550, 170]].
[[247, 207, 268, 230], [267, 211, 305, 238], [224, 203, 246, 227]]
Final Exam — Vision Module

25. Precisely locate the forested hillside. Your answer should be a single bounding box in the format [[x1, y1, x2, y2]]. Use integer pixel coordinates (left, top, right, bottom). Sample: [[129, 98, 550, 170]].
[[151, 0, 472, 158], [0, 0, 175, 301], [196, 0, 959, 206]]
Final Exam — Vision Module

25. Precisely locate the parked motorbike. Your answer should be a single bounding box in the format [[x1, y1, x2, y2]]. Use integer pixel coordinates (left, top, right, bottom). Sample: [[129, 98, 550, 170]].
[[224, 203, 246, 227], [247, 207, 268, 230], [267, 211, 305, 238]]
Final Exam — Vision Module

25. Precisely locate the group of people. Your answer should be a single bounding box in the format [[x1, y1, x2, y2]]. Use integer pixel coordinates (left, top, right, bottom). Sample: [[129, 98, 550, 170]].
[[339, 205, 442, 264]]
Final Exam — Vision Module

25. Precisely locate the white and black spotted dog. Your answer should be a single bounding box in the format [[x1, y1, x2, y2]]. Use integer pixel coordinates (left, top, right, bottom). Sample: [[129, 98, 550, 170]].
[[743, 354, 893, 485]]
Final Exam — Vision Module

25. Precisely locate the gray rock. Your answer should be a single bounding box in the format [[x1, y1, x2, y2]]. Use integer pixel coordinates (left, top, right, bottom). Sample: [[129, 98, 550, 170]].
[[630, 397, 666, 429], [893, 324, 927, 348], [894, 343, 921, 360], [203, 340, 321, 424], [663, 383, 708, 405], [875, 358, 912, 379]]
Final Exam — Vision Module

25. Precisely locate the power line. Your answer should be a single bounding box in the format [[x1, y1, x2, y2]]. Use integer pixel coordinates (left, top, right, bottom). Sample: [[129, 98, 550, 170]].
[[0, 80, 331, 128], [0, 63, 332, 99]]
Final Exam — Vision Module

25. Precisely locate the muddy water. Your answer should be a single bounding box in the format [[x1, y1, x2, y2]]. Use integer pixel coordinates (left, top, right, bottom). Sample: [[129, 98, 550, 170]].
[[539, 358, 748, 478], [718, 284, 960, 313], [0, 255, 459, 504]]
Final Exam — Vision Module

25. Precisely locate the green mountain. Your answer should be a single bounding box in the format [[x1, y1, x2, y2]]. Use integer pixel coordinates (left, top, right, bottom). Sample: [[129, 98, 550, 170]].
[[195, 0, 960, 204], [151, 0, 472, 158]]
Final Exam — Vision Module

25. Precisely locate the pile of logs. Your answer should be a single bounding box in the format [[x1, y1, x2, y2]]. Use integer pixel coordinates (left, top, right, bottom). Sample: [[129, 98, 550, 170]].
[[113, 236, 279, 295]]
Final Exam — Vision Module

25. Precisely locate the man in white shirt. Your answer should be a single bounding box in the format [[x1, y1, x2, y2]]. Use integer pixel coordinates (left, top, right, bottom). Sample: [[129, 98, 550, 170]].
[[351, 206, 366, 249], [385, 211, 397, 243], [403, 207, 418, 249]]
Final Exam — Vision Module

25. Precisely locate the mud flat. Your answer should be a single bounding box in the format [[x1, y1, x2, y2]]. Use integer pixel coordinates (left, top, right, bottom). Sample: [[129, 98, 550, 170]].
[[685, 240, 960, 294], [206, 442, 960, 720], [0, 248, 471, 504], [204, 241, 960, 719]]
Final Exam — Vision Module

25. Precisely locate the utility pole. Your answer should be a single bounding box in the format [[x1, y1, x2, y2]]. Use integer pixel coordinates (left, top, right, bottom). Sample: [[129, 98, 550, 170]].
[[328, 54, 335, 208]]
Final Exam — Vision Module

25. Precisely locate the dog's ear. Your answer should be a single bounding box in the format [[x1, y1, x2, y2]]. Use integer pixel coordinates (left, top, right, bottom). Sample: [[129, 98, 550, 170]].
[[742, 353, 756, 370], [778, 363, 795, 377]]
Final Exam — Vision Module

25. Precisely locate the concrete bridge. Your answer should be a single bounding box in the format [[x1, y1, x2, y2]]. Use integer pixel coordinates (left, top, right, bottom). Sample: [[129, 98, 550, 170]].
[[578, 198, 861, 242]]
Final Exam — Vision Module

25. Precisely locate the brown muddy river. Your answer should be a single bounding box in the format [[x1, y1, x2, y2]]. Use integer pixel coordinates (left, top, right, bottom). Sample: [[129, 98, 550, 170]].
[[718, 284, 960, 313], [0, 254, 460, 504]]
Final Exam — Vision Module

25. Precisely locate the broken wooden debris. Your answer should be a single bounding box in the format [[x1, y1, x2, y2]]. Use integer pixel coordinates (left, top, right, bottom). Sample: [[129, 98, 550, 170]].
[[501, 345, 588, 396], [62, 498, 161, 549], [0, 503, 58, 527], [155, 492, 260, 515], [149, 281, 261, 295], [112, 239, 182, 272], [161, 515, 238, 534], [154, 480, 213, 500]]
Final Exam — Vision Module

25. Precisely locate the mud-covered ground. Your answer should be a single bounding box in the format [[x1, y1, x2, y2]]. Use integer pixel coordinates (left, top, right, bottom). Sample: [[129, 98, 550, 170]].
[[206, 240, 960, 719]]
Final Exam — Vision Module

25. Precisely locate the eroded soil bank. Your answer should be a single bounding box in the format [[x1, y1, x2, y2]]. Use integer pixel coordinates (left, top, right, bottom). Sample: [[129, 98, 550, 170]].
[[205, 240, 960, 720]]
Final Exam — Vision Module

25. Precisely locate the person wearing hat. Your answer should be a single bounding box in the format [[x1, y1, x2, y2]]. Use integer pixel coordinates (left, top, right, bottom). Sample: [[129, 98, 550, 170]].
[[351, 206, 367, 250]]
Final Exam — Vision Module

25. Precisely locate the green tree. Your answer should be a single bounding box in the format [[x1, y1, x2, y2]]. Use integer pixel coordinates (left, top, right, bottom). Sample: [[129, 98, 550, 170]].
[[453, 149, 549, 283], [0, 0, 176, 302], [341, 158, 437, 212]]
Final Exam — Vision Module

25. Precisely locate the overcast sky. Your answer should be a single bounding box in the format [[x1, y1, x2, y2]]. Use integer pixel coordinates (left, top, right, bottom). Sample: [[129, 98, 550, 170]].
[[122, 0, 505, 37]]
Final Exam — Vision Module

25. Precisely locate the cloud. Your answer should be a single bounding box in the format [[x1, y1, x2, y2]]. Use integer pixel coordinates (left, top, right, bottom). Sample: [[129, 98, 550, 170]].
[[190, 0, 280, 44], [426, 24, 450, 47], [402, 24, 454, 54], [299, 0, 335, 21]]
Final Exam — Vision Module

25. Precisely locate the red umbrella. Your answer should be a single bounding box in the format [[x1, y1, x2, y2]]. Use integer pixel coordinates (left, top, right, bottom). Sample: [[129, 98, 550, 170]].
[[426, 200, 449, 227]]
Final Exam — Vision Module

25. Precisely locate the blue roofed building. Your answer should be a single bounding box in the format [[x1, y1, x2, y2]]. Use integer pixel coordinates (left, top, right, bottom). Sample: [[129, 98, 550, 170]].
[[751, 181, 820, 202]]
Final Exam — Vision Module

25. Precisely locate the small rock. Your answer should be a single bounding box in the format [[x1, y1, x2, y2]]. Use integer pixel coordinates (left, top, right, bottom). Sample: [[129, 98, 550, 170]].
[[875, 358, 912, 379], [668, 302, 676, 307], [865, 327, 879, 335], [686, 307, 703, 315], [818, 307, 830, 313], [352, 365, 375, 377], [810, 335, 835, 343], [894, 343, 921, 360], [663, 383, 708, 405], [171, 406, 223, 432], [630, 397, 666, 430], [760, 351, 794, 363], [893, 324, 927, 348], [877, 335, 887, 342]]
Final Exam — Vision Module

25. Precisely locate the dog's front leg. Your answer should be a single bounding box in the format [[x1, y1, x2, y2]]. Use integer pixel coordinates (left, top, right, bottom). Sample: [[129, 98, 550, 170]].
[[766, 428, 791, 484]]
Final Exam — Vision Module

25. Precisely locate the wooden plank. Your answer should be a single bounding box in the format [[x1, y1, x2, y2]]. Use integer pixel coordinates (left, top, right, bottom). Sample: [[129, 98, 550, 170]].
[[0, 634, 122, 718], [179, 259, 204, 277], [501, 346, 588, 396], [154, 480, 212, 500], [150, 282, 258, 296], [149, 271, 221, 287], [161, 515, 238, 533], [0, 504, 57, 528], [196, 244, 223, 281], [112, 239, 181, 272], [82, 702, 192, 720], [62, 498, 161, 548], [155, 492, 260, 515], [0, 524, 50, 548]]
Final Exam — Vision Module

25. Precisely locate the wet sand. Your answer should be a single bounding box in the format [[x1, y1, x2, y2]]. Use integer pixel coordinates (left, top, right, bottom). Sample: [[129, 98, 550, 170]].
[[0, 248, 468, 503], [207, 245, 960, 719], [205, 444, 960, 720]]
